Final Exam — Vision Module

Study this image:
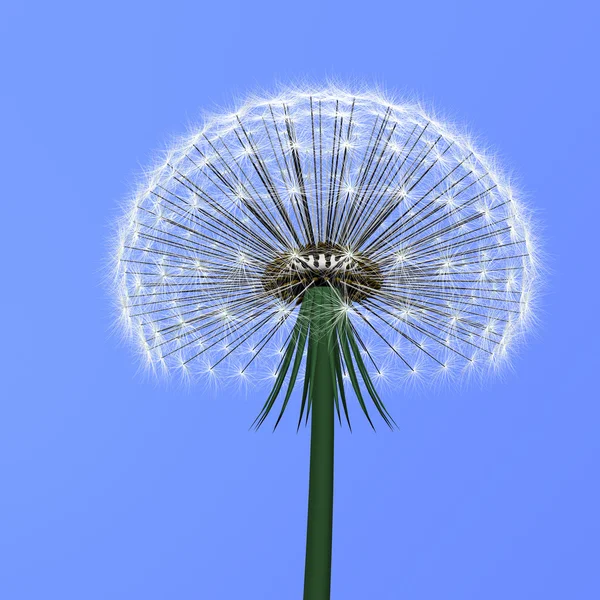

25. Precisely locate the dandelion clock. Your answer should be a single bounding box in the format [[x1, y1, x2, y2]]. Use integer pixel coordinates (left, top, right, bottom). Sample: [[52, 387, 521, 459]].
[[112, 85, 538, 599]]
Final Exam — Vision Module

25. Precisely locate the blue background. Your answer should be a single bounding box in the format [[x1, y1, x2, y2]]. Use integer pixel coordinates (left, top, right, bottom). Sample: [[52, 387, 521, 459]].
[[1, 1, 599, 598]]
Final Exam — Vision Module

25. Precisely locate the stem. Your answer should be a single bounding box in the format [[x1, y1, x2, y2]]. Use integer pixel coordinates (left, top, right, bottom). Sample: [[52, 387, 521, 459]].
[[303, 288, 336, 600]]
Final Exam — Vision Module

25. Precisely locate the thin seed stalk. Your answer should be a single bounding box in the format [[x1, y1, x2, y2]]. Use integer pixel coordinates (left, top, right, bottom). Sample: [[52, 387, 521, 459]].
[[303, 287, 336, 600]]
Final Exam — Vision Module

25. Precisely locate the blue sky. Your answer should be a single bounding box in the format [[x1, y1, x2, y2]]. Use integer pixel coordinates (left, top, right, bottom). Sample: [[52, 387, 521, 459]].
[[1, 1, 599, 598]]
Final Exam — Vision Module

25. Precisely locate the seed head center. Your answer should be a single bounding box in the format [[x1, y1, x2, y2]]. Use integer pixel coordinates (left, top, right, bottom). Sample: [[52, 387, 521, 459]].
[[263, 242, 383, 302]]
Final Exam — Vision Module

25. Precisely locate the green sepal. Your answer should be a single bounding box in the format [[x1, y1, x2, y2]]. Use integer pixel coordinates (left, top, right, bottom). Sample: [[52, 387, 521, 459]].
[[337, 317, 376, 430], [272, 293, 313, 431], [332, 329, 352, 431], [296, 313, 317, 431], [345, 322, 397, 430], [252, 298, 311, 430]]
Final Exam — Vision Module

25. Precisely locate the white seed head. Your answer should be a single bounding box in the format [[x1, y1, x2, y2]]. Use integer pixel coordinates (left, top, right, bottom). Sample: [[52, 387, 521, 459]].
[[112, 84, 540, 388]]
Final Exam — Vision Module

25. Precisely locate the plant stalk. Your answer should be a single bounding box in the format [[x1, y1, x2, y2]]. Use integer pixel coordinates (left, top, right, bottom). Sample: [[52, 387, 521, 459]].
[[303, 288, 336, 600]]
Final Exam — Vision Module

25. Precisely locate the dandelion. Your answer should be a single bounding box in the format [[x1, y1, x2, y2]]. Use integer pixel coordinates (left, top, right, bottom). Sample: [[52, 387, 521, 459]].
[[112, 85, 538, 600]]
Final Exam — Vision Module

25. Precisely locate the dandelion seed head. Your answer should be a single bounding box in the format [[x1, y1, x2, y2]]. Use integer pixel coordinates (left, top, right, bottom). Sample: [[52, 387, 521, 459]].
[[112, 84, 539, 390]]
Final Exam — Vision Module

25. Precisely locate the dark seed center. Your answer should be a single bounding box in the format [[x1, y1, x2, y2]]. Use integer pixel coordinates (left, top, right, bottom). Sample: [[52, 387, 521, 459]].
[[263, 242, 383, 303]]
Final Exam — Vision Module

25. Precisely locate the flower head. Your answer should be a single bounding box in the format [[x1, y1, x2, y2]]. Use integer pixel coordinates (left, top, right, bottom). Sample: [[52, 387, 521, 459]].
[[113, 85, 538, 394]]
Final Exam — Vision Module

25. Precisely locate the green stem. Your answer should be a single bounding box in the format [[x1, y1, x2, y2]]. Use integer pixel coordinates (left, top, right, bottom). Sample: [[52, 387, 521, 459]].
[[303, 288, 336, 600]]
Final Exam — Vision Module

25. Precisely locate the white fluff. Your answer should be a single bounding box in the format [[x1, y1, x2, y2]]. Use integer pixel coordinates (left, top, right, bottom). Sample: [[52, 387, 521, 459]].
[[111, 84, 540, 388]]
